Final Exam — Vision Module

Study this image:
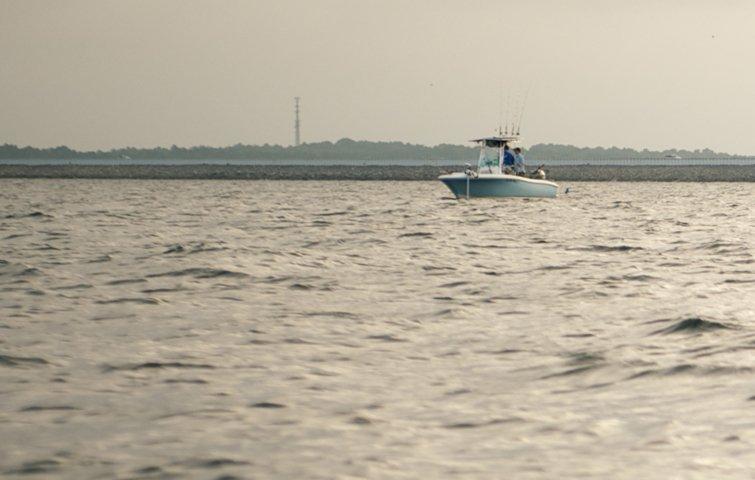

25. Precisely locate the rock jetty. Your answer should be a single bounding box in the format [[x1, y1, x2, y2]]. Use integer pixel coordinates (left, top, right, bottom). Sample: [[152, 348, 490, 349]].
[[1, 164, 753, 181]]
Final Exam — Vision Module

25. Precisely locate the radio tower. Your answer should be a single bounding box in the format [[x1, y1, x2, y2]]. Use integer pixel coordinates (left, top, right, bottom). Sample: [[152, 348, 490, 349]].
[[294, 97, 301, 146]]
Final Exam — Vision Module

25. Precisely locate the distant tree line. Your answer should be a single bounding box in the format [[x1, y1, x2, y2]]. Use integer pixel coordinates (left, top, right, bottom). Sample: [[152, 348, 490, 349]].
[[0, 138, 743, 161], [527, 143, 731, 160]]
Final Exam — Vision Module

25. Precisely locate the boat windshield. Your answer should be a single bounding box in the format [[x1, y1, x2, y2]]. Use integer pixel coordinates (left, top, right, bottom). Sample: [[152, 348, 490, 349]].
[[477, 144, 501, 173]]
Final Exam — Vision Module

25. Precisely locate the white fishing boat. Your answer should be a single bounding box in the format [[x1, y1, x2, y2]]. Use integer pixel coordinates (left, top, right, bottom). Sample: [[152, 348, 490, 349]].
[[439, 135, 558, 198]]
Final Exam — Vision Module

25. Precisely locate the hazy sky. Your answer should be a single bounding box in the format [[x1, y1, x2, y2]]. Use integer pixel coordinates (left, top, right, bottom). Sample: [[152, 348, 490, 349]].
[[3, 1, 755, 153]]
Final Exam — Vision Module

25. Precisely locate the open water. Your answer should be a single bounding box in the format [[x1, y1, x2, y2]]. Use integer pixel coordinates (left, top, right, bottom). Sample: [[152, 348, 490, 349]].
[[1, 179, 754, 479]]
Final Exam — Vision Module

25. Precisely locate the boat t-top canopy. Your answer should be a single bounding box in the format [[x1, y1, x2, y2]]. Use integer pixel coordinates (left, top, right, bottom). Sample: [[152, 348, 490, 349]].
[[470, 135, 520, 147]]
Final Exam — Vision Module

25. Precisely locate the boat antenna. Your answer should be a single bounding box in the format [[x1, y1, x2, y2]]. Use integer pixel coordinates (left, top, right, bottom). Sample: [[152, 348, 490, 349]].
[[510, 90, 521, 136], [504, 92, 511, 135], [498, 86, 503, 136], [515, 84, 532, 136]]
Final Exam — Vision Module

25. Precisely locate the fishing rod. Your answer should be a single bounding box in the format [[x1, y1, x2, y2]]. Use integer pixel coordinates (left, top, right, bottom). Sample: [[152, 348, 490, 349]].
[[515, 84, 532, 136], [510, 89, 521, 136]]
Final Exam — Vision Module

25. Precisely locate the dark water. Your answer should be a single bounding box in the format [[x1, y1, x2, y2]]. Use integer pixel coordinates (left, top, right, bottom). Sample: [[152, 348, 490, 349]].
[[1, 179, 753, 479]]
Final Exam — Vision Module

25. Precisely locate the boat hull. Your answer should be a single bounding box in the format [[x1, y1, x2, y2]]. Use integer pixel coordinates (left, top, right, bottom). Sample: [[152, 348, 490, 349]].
[[439, 173, 557, 198]]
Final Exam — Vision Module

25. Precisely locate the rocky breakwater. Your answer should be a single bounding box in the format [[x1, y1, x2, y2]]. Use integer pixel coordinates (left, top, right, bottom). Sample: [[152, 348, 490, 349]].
[[1, 164, 754, 181]]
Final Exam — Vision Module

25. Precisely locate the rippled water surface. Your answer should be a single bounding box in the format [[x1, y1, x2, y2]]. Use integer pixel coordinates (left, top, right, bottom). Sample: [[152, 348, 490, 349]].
[[1, 179, 754, 479]]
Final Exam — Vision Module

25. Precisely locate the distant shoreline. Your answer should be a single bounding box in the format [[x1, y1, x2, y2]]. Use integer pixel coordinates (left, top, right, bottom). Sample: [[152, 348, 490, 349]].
[[2, 138, 752, 163], [2, 164, 754, 182]]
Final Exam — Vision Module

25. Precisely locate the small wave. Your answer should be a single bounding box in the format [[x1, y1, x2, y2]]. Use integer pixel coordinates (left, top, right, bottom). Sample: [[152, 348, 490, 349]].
[[484, 348, 524, 355], [0, 261, 42, 277], [163, 242, 227, 255], [541, 364, 602, 379], [399, 232, 433, 238], [148, 268, 249, 279], [443, 418, 519, 429], [566, 352, 605, 365], [658, 261, 687, 267], [52, 283, 92, 290], [4, 459, 60, 475], [4, 233, 30, 240], [429, 308, 467, 318], [540, 352, 606, 379], [163, 378, 208, 384], [153, 408, 233, 420], [96, 297, 160, 305], [250, 402, 285, 409], [305, 311, 358, 319], [652, 317, 733, 335], [106, 278, 147, 285], [20, 266, 42, 276], [4, 211, 52, 219], [20, 405, 80, 412], [133, 466, 165, 476], [0, 354, 49, 367], [696, 240, 745, 251], [366, 334, 407, 343], [103, 361, 216, 372], [724, 278, 755, 284], [261, 275, 295, 284], [283, 338, 317, 345], [91, 313, 138, 322], [443, 388, 471, 397], [141, 287, 188, 293], [87, 254, 112, 263], [587, 245, 643, 252], [621, 274, 659, 281], [164, 244, 185, 254], [350, 415, 373, 425], [317, 210, 350, 217], [181, 458, 251, 469], [628, 364, 753, 379]]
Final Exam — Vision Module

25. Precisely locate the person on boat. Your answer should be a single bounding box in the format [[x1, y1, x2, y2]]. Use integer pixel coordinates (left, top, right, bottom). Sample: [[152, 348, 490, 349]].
[[513, 147, 526, 176], [501, 144, 515, 173]]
